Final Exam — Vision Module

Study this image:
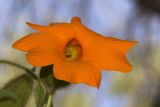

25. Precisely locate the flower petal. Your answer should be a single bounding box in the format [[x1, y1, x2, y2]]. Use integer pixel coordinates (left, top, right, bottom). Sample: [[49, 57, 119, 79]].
[[71, 17, 137, 72], [26, 22, 49, 32], [12, 33, 61, 52], [85, 36, 137, 72], [26, 47, 63, 66], [54, 60, 101, 88], [71, 17, 101, 45], [48, 23, 76, 45], [27, 22, 76, 45], [13, 32, 64, 66]]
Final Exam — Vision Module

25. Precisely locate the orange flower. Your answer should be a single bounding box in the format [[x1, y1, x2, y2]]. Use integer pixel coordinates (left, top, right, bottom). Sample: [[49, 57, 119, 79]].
[[12, 17, 137, 88]]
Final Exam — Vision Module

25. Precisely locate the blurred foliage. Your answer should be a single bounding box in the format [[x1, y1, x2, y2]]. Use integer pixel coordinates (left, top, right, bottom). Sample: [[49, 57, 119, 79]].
[[0, 90, 15, 101], [35, 84, 46, 107], [0, 74, 33, 107], [40, 65, 70, 91], [0, 63, 70, 107], [153, 49, 160, 76], [38, 65, 70, 107], [111, 73, 138, 95], [136, 0, 160, 14], [63, 94, 90, 107]]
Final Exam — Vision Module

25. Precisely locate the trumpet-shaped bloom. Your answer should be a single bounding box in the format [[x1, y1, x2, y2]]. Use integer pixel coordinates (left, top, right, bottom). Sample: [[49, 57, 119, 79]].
[[12, 17, 137, 88]]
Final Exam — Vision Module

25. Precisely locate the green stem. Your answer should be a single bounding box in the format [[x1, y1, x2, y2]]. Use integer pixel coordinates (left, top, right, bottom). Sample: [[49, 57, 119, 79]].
[[0, 59, 47, 93], [0, 60, 37, 79], [46, 94, 53, 107], [0, 60, 54, 107]]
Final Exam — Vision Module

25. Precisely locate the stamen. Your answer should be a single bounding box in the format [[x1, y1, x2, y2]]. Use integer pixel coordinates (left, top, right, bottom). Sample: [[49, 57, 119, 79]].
[[65, 39, 82, 61]]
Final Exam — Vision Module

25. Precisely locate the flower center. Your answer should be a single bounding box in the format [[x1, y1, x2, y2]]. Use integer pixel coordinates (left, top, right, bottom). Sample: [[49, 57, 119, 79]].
[[65, 39, 82, 61]]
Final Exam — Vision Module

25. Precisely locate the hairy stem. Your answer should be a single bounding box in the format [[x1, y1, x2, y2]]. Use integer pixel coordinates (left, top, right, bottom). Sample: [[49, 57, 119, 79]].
[[0, 60, 37, 79]]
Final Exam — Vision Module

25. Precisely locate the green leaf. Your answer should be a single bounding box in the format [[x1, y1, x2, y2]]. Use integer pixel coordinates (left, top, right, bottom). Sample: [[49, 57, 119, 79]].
[[40, 65, 70, 90], [0, 90, 15, 101], [35, 84, 46, 107], [0, 74, 33, 107]]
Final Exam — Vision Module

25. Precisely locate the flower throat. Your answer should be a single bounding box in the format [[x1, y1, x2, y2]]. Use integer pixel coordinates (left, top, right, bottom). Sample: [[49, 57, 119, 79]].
[[65, 39, 82, 61]]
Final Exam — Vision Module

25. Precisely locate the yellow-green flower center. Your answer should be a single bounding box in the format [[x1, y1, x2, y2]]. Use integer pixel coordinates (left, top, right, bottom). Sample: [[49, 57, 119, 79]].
[[65, 39, 82, 61]]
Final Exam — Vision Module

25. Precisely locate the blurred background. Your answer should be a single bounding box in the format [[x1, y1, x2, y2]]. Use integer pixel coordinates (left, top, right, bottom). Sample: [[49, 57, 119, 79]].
[[0, 0, 160, 107]]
